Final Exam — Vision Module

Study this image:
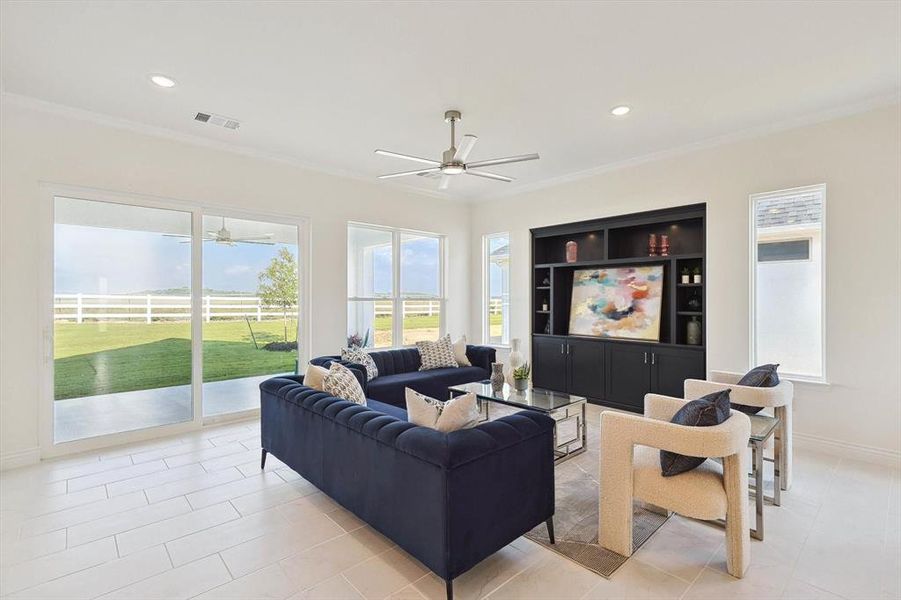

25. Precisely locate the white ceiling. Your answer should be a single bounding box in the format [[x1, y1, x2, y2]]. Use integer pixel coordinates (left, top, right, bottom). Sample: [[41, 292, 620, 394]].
[[2, 1, 899, 200]]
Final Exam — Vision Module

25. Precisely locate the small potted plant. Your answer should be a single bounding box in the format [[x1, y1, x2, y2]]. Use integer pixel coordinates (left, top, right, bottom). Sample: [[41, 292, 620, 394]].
[[513, 363, 531, 391], [693, 266, 702, 284], [681, 267, 690, 284]]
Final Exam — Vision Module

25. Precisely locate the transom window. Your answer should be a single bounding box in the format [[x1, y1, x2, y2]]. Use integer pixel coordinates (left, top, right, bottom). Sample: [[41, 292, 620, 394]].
[[751, 185, 825, 381], [347, 223, 445, 348]]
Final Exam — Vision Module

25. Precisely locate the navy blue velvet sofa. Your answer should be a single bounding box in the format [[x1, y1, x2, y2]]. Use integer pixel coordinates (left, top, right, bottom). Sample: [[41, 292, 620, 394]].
[[260, 375, 555, 600], [310, 345, 495, 408]]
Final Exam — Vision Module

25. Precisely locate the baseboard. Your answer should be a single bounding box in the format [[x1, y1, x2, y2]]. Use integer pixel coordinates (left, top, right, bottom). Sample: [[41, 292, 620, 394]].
[[0, 447, 41, 471], [794, 432, 901, 468]]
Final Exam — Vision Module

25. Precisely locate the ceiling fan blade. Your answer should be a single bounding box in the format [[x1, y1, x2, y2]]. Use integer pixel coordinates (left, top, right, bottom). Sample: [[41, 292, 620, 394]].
[[465, 153, 539, 169], [438, 175, 452, 191], [162, 233, 191, 238], [236, 240, 275, 245], [453, 135, 478, 162], [465, 170, 514, 183], [234, 235, 274, 241], [378, 167, 441, 179], [374, 149, 440, 166]]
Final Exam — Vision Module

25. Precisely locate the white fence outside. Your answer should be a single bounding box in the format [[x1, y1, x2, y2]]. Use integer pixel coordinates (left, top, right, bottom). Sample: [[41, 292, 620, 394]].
[[54, 294, 287, 323], [369, 299, 502, 318], [55, 295, 504, 324]]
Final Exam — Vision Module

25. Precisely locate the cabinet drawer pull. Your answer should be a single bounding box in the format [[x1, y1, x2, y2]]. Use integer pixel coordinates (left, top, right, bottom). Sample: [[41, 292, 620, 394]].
[[651, 353, 656, 365], [643, 352, 648, 364], [561, 343, 565, 354]]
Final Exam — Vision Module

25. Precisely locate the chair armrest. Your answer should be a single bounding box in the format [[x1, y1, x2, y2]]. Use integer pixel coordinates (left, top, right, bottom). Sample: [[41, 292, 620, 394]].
[[709, 370, 743, 385], [685, 378, 792, 408], [644, 393, 687, 421], [465, 345, 496, 372], [601, 408, 750, 458]]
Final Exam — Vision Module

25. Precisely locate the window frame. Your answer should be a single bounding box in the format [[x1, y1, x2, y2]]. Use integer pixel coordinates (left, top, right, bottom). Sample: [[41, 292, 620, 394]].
[[347, 222, 446, 349], [482, 232, 511, 347], [756, 237, 813, 263], [749, 183, 827, 384]]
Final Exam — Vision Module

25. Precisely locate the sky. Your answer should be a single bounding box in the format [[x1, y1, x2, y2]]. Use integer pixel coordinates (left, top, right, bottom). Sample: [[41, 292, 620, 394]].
[[54, 224, 451, 296], [54, 224, 297, 294]]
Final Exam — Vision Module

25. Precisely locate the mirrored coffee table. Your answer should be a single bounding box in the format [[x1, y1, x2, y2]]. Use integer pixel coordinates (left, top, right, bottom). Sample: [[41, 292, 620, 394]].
[[449, 382, 587, 464]]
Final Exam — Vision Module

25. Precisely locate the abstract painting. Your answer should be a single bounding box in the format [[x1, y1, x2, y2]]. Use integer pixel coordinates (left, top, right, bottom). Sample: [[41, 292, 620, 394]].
[[568, 266, 664, 341]]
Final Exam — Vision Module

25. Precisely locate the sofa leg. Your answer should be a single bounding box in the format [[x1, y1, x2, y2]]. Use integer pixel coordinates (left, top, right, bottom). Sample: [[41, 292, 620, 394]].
[[546, 517, 555, 544], [260, 449, 268, 470], [445, 578, 453, 600]]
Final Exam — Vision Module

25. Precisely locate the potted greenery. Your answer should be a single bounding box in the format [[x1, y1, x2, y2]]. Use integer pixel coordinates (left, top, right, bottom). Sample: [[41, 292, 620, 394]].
[[681, 267, 690, 284], [513, 362, 531, 391], [692, 266, 702, 284]]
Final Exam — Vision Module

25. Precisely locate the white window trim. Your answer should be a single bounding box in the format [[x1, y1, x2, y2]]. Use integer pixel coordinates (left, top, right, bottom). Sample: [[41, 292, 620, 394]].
[[347, 222, 446, 349], [749, 183, 827, 384], [38, 182, 311, 459], [482, 232, 510, 347]]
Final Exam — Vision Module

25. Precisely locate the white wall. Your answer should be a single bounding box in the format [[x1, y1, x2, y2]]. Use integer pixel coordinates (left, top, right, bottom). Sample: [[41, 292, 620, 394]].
[[0, 98, 472, 464], [469, 104, 901, 457]]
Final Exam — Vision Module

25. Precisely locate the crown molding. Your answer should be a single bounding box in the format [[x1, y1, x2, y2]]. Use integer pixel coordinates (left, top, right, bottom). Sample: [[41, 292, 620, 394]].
[[475, 90, 901, 202], [4, 90, 898, 204], [0, 92, 454, 202]]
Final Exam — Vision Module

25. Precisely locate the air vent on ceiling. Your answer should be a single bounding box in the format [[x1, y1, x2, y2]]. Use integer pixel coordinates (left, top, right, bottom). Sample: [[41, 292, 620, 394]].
[[194, 112, 240, 130]]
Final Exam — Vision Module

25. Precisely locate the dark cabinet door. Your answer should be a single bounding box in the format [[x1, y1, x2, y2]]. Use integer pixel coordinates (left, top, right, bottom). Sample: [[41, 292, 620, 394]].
[[605, 343, 651, 412], [532, 337, 568, 393], [566, 339, 605, 401], [650, 347, 705, 398]]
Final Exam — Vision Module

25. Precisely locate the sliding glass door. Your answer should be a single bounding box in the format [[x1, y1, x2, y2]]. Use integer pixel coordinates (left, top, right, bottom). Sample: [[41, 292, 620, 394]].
[[53, 197, 194, 442], [52, 195, 304, 444], [201, 215, 300, 417]]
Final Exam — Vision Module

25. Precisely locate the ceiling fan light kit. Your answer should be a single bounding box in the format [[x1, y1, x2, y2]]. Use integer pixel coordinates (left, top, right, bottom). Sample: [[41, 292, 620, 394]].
[[374, 109, 539, 190]]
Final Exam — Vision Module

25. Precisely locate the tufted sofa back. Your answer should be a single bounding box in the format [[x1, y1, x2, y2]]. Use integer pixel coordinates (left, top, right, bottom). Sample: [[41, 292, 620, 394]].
[[368, 348, 422, 376]]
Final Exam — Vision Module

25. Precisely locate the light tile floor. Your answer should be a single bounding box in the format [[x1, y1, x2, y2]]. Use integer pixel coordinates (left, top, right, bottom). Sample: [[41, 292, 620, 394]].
[[2, 405, 899, 599]]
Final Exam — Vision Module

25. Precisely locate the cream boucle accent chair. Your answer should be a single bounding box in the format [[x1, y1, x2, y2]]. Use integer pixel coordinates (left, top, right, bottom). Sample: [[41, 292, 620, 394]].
[[685, 371, 794, 491], [599, 394, 752, 578]]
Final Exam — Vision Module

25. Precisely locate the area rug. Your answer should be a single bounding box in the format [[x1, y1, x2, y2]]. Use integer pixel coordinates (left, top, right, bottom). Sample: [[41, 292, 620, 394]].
[[524, 454, 669, 578]]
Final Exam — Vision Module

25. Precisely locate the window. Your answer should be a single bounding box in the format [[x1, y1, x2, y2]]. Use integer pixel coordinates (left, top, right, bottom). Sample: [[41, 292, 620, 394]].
[[751, 185, 825, 380], [348, 223, 444, 348], [483, 233, 510, 345], [758, 239, 811, 262]]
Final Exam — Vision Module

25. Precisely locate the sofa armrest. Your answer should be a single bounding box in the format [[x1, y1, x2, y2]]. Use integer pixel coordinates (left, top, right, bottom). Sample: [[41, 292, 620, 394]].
[[465, 345, 496, 373], [308, 355, 368, 394]]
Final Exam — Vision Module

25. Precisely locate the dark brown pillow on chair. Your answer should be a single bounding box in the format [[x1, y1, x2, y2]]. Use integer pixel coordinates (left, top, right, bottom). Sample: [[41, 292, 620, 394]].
[[660, 389, 732, 477], [732, 363, 780, 414]]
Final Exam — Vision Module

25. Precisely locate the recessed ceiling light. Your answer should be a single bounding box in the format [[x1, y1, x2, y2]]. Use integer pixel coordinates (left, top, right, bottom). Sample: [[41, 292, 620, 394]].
[[610, 105, 631, 116], [150, 74, 176, 88]]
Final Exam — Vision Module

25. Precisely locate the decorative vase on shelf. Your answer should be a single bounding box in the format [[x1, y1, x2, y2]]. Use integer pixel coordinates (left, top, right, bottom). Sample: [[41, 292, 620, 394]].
[[693, 274, 702, 284], [687, 292, 701, 311], [505, 338, 525, 385], [565, 241, 578, 263], [659, 234, 670, 256], [648, 233, 658, 256], [686, 317, 702, 346], [514, 378, 528, 392], [681, 272, 690, 284], [490, 363, 505, 389]]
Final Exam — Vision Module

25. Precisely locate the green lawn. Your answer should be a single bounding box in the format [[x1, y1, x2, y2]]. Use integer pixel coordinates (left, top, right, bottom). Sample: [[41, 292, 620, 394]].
[[54, 320, 297, 400]]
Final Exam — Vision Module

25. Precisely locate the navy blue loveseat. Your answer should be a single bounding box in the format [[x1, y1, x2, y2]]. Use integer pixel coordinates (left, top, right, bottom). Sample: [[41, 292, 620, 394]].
[[310, 345, 495, 407], [260, 375, 555, 600]]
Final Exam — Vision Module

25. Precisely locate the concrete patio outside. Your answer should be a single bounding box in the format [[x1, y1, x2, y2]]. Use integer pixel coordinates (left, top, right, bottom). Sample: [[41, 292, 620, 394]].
[[53, 373, 283, 443]]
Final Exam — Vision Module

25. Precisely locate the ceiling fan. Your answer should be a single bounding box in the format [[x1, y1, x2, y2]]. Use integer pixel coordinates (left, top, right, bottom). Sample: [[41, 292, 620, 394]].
[[163, 217, 275, 246], [375, 110, 539, 191]]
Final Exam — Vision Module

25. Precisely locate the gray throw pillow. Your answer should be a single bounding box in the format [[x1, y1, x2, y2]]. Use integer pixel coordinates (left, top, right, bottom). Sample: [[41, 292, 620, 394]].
[[732, 364, 780, 414], [660, 389, 731, 477]]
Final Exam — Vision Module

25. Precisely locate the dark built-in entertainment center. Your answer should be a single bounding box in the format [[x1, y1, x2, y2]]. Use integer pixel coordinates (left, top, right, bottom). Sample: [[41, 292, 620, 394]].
[[531, 203, 706, 413]]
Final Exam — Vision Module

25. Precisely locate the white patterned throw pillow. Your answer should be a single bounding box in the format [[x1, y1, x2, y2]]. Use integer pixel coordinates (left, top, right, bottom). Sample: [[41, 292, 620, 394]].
[[341, 347, 379, 380], [416, 334, 458, 371], [405, 388, 480, 433], [323, 363, 367, 406]]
